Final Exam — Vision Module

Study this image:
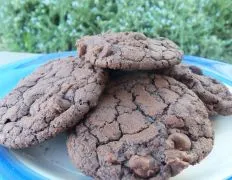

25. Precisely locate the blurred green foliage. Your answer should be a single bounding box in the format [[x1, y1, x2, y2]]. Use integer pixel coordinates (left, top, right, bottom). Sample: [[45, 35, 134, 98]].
[[0, 0, 231, 63]]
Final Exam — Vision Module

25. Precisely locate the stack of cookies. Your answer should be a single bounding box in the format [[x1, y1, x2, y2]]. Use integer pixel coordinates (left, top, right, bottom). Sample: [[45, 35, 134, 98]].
[[0, 32, 232, 180]]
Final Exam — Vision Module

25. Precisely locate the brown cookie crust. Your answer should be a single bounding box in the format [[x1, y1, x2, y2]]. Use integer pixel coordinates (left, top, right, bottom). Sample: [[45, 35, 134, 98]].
[[77, 32, 183, 70], [0, 56, 108, 148], [158, 64, 232, 115], [67, 72, 213, 180]]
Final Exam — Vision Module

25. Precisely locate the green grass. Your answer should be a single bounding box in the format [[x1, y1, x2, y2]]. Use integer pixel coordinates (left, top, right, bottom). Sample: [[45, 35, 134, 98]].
[[0, 0, 231, 63]]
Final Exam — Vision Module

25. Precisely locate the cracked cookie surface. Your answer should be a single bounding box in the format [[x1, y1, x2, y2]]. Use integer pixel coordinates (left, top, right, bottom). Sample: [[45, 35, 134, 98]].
[[67, 72, 213, 180], [158, 65, 232, 115], [77, 32, 183, 70], [0, 56, 108, 148]]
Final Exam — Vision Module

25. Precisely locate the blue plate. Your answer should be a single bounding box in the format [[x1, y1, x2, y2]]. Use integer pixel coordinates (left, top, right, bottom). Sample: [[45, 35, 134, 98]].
[[0, 52, 232, 180]]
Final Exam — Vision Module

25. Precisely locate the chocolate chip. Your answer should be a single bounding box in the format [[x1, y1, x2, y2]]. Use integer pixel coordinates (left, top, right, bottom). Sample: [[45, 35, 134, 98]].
[[167, 133, 191, 151], [128, 155, 159, 178]]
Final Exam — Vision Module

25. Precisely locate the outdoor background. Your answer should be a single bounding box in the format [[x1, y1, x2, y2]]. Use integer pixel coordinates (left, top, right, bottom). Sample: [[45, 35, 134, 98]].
[[0, 0, 231, 63]]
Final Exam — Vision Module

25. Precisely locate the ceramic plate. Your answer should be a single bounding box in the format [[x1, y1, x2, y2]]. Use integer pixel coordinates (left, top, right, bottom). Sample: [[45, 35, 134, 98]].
[[0, 52, 231, 180]]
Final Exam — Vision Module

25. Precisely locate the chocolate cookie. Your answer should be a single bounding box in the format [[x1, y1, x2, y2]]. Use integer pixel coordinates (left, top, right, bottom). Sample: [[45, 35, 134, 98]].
[[0, 56, 108, 148], [77, 32, 183, 70], [158, 64, 232, 115], [67, 72, 213, 179]]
